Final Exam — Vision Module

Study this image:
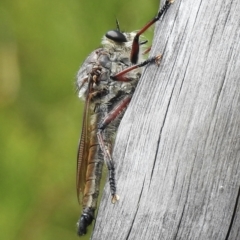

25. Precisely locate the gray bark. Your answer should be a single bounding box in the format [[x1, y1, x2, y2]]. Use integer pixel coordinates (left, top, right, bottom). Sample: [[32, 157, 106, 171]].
[[92, 0, 240, 239]]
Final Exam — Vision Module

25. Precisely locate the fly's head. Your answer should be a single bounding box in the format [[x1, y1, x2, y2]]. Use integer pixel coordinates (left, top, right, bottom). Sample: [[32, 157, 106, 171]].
[[102, 30, 146, 62]]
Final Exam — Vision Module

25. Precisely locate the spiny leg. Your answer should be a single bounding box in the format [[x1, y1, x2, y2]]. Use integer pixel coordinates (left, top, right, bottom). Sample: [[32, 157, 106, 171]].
[[97, 131, 119, 204], [130, 0, 174, 64], [97, 96, 132, 203], [111, 55, 162, 81], [142, 46, 152, 55]]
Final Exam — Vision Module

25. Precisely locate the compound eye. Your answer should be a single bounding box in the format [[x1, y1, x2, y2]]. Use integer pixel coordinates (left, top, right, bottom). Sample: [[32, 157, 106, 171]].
[[105, 30, 127, 43]]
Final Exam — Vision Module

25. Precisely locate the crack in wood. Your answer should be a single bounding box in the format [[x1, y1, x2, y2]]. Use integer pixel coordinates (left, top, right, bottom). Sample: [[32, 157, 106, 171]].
[[225, 186, 240, 240], [126, 176, 146, 240]]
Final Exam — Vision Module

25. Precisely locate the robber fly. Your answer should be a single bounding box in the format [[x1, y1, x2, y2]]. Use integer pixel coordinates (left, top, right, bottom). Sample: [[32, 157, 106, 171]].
[[76, 0, 174, 236]]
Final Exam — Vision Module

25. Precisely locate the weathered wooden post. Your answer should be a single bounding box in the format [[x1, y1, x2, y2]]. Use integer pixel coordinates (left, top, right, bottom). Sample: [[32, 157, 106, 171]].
[[92, 0, 240, 239]]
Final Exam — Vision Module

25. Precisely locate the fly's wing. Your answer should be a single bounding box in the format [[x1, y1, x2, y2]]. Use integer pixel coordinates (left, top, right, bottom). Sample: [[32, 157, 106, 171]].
[[76, 78, 92, 203]]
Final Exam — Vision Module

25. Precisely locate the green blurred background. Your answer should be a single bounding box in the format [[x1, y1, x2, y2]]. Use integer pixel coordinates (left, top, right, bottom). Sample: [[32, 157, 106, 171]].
[[0, 0, 158, 239]]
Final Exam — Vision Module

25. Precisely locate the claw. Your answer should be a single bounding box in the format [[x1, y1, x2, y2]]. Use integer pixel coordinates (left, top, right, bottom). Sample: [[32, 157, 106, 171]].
[[155, 54, 162, 65], [111, 194, 120, 204]]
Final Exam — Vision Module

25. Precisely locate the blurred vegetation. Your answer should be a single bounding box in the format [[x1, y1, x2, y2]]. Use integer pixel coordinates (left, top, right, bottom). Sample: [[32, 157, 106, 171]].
[[0, 0, 159, 239]]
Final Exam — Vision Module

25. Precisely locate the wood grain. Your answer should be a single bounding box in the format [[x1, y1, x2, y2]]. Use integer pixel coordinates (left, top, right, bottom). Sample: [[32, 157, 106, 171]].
[[92, 0, 240, 239]]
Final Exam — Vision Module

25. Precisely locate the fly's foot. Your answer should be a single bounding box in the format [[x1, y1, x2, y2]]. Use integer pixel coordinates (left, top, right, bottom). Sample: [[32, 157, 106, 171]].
[[155, 54, 162, 66], [111, 194, 120, 204]]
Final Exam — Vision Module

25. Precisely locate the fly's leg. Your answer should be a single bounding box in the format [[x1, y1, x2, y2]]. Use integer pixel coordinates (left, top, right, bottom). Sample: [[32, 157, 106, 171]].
[[111, 55, 162, 81], [142, 46, 152, 55], [97, 132, 119, 204], [97, 96, 132, 203], [130, 0, 174, 64]]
